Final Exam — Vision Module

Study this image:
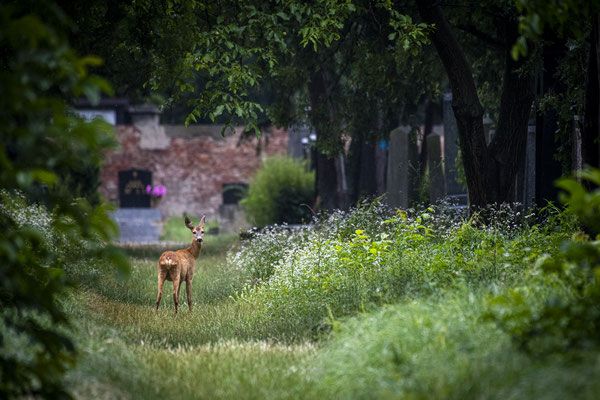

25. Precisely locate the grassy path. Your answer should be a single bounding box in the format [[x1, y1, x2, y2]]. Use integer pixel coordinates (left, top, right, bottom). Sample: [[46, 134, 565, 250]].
[[64, 240, 318, 400]]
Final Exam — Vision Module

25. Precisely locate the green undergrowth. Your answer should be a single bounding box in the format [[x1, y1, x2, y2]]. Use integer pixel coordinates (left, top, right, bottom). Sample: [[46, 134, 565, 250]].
[[58, 190, 600, 398], [312, 291, 600, 400]]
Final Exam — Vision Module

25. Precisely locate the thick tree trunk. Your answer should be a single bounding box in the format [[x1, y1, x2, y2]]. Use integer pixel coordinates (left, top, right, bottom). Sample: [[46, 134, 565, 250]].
[[308, 69, 350, 211], [535, 36, 567, 203], [583, 14, 600, 170], [417, 0, 535, 210], [489, 26, 536, 203], [417, 0, 488, 209], [348, 138, 378, 204]]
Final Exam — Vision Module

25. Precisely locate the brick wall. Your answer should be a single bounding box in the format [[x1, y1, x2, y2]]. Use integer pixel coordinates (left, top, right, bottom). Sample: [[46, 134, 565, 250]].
[[99, 124, 289, 221]]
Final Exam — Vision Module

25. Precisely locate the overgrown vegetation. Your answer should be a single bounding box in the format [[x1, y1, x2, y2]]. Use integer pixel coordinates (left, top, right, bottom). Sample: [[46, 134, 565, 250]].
[[4, 169, 600, 398]]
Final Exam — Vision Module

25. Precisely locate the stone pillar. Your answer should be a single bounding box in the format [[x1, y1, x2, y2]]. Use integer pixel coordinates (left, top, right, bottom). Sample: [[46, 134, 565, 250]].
[[375, 140, 388, 196], [427, 133, 445, 203], [524, 122, 536, 210], [572, 115, 582, 172], [129, 104, 170, 150], [386, 126, 418, 209], [443, 93, 461, 194], [483, 113, 494, 145]]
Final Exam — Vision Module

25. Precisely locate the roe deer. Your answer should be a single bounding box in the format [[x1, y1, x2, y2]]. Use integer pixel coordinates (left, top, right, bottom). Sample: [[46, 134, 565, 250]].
[[156, 215, 206, 314]]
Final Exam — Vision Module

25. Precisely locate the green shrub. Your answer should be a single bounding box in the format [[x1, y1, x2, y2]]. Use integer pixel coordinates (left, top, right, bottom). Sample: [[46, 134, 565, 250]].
[[241, 156, 315, 227], [489, 168, 600, 354]]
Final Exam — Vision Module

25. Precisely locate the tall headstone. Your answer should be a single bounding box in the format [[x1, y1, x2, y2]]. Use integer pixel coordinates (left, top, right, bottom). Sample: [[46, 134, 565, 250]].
[[443, 92, 468, 206], [386, 126, 418, 209], [288, 124, 312, 159], [219, 182, 251, 234], [572, 115, 582, 172], [375, 140, 388, 196], [427, 134, 445, 203], [524, 122, 536, 210]]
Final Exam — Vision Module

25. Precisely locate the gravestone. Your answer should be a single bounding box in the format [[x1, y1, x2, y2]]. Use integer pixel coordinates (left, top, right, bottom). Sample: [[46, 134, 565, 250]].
[[222, 182, 248, 205], [443, 92, 468, 207], [427, 134, 446, 203], [386, 126, 418, 209], [375, 140, 388, 196], [119, 169, 152, 208], [112, 208, 162, 243], [219, 182, 251, 234], [288, 124, 312, 159]]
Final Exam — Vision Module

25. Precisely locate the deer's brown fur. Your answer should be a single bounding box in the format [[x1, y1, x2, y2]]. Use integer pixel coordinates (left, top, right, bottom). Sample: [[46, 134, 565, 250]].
[[156, 216, 205, 314]]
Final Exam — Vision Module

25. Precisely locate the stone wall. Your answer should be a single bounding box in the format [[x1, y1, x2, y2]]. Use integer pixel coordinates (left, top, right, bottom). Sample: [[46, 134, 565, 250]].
[[99, 124, 289, 221]]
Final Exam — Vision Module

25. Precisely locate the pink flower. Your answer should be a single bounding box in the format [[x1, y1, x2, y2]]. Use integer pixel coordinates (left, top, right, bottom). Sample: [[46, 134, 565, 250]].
[[146, 185, 152, 194], [152, 185, 166, 197]]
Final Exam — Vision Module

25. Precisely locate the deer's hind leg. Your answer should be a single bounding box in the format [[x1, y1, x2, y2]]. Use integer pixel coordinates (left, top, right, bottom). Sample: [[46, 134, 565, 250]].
[[156, 267, 168, 311], [186, 279, 193, 312], [172, 272, 181, 315]]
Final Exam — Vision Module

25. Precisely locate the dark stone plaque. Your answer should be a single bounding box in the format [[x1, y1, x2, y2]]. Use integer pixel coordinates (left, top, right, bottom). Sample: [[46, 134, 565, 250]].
[[118, 169, 152, 208], [222, 182, 248, 205]]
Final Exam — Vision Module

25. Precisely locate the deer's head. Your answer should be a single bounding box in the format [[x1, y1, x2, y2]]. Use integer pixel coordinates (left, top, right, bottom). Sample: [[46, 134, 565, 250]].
[[185, 215, 206, 243]]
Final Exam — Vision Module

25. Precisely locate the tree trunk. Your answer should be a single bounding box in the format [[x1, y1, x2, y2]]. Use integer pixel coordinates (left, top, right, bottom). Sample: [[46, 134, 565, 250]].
[[348, 138, 378, 204], [489, 24, 536, 203], [535, 35, 567, 203], [417, 0, 535, 210], [307, 68, 350, 211], [583, 14, 600, 170]]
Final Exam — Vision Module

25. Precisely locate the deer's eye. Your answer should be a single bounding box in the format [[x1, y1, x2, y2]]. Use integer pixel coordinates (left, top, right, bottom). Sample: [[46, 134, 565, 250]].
[[193, 231, 196, 234]]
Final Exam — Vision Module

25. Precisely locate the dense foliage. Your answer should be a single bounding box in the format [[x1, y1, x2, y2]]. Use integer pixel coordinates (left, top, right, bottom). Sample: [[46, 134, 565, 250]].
[[0, 2, 128, 397], [490, 168, 600, 353]]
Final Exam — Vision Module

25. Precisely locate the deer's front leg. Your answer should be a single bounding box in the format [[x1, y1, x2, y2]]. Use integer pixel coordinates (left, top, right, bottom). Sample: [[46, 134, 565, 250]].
[[186, 279, 192, 312], [156, 269, 167, 311]]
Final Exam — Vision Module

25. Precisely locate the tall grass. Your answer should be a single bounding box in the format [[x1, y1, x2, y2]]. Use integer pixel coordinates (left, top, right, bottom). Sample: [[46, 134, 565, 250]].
[[310, 291, 600, 400]]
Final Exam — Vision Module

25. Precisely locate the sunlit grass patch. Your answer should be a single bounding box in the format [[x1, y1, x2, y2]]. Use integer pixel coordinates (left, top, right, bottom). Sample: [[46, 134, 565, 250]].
[[67, 314, 318, 400], [78, 290, 264, 346], [72, 251, 243, 307]]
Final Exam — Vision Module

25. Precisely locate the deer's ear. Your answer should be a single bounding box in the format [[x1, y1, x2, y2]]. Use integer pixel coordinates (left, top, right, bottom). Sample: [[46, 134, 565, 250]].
[[199, 215, 206, 227], [185, 216, 195, 230]]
